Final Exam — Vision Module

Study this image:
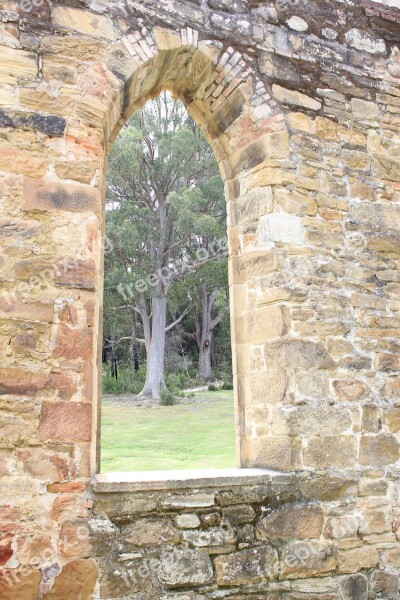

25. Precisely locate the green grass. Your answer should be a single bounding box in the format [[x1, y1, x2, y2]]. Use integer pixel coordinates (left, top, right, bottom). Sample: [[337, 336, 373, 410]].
[[101, 390, 236, 472]]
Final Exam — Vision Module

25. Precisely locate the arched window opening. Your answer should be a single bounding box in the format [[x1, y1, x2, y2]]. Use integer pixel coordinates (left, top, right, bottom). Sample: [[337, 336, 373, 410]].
[[101, 92, 235, 472]]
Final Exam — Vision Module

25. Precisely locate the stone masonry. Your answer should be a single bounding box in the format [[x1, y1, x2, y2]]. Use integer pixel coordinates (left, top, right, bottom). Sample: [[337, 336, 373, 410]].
[[0, 0, 400, 597]]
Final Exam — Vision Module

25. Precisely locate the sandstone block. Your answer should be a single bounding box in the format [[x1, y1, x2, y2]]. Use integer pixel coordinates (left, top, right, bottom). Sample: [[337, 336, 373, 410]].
[[174, 514, 200, 529], [266, 339, 335, 370], [256, 503, 324, 540], [232, 250, 278, 285], [287, 112, 316, 135], [345, 29, 386, 55], [121, 519, 180, 548], [38, 402, 92, 442], [272, 406, 352, 436], [222, 505, 256, 525], [338, 574, 368, 600], [338, 545, 379, 573], [17, 448, 70, 482], [55, 160, 98, 185], [23, 178, 99, 213], [359, 434, 400, 467], [237, 306, 289, 343], [382, 378, 400, 399], [0, 569, 41, 600], [272, 84, 321, 110], [53, 325, 92, 361], [52, 7, 115, 39], [259, 213, 304, 246], [54, 258, 96, 291], [158, 548, 213, 588], [215, 544, 278, 586], [0, 46, 37, 84], [303, 436, 357, 469], [0, 299, 54, 323], [0, 110, 65, 136], [325, 516, 359, 539], [282, 541, 337, 579], [232, 130, 290, 174], [274, 187, 317, 216], [43, 559, 98, 600], [358, 509, 391, 535], [0, 369, 75, 399], [182, 520, 236, 547], [384, 408, 400, 433], [332, 379, 370, 401], [241, 436, 302, 471], [0, 149, 47, 178]]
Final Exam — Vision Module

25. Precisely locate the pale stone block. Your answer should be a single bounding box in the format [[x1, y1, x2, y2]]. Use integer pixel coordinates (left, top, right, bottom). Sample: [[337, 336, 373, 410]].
[[52, 7, 116, 40], [258, 213, 304, 246], [154, 26, 182, 50], [272, 84, 321, 110], [351, 98, 379, 120], [286, 16, 308, 32], [0, 46, 37, 85], [345, 28, 386, 55]]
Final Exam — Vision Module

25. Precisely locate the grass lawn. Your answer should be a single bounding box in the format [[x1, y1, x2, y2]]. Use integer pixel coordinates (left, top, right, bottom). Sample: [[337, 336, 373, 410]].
[[101, 390, 236, 472]]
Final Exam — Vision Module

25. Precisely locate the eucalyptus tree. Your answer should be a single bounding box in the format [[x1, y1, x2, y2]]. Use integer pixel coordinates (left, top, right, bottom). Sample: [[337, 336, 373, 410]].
[[105, 92, 227, 399]]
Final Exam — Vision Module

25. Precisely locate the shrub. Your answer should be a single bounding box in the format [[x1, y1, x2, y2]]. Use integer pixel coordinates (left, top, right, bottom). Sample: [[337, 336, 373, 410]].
[[159, 388, 176, 406], [102, 366, 145, 395], [208, 383, 218, 392]]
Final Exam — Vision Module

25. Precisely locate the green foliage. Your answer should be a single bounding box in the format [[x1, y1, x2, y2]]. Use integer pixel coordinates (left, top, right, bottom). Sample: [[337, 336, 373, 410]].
[[102, 366, 146, 395], [159, 388, 177, 406], [208, 383, 219, 392]]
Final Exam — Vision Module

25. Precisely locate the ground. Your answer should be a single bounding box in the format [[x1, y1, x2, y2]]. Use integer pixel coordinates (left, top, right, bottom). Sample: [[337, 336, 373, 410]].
[[101, 390, 236, 471]]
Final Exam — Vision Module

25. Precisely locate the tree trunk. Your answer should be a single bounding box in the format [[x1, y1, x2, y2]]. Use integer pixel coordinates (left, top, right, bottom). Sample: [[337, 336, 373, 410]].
[[138, 291, 167, 399], [197, 288, 216, 382]]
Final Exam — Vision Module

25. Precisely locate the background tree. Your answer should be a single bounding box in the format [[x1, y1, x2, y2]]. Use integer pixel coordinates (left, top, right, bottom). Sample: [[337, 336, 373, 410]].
[[104, 92, 228, 399]]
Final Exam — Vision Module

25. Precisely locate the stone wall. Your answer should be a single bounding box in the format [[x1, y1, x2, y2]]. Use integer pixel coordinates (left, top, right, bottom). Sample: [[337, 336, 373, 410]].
[[0, 0, 400, 597], [88, 470, 399, 599]]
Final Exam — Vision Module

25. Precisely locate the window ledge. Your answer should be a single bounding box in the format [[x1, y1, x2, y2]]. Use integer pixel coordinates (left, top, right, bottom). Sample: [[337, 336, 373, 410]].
[[92, 468, 294, 493]]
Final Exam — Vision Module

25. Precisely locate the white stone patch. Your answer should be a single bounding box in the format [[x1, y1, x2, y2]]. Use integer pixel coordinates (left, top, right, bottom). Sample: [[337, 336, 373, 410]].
[[286, 16, 308, 32], [345, 28, 386, 55], [322, 28, 338, 40], [258, 214, 304, 246]]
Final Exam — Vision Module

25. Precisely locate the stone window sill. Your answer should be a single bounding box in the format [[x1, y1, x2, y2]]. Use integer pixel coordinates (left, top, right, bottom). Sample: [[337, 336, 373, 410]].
[[92, 468, 293, 493]]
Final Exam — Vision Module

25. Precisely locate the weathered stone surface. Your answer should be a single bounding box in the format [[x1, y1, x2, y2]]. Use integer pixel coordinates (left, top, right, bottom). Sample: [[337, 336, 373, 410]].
[[23, 178, 99, 213], [52, 7, 116, 40], [338, 574, 368, 600], [182, 520, 236, 547], [0, 46, 37, 84], [338, 546, 379, 573], [259, 213, 304, 246], [345, 29, 386, 55], [0, 149, 47, 177], [43, 559, 98, 600], [0, 110, 66, 136], [158, 548, 213, 588], [215, 544, 278, 585], [256, 504, 324, 540], [121, 519, 180, 547], [359, 434, 400, 466], [282, 541, 337, 579], [332, 380, 370, 401], [38, 402, 92, 442], [303, 436, 357, 468], [0, 369, 75, 399], [175, 514, 200, 529], [0, 569, 41, 600], [272, 85, 322, 110], [242, 435, 302, 471]]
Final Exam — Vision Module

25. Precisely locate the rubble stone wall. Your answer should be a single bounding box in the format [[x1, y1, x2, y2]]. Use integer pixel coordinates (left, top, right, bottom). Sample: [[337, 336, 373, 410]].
[[0, 0, 399, 597]]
